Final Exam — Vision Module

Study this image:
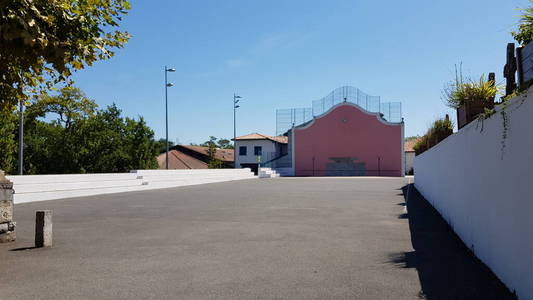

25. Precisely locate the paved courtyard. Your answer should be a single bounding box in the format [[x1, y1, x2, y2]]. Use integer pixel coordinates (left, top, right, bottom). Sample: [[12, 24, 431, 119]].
[[0, 177, 514, 299]]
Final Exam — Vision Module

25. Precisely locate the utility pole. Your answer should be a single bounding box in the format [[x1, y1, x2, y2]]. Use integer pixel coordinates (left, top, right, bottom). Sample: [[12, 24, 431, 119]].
[[164, 66, 175, 169], [233, 93, 241, 168]]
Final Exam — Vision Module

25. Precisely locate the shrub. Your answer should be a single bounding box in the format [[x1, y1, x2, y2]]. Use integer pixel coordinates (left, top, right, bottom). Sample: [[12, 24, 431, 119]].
[[414, 116, 454, 156], [413, 135, 428, 156]]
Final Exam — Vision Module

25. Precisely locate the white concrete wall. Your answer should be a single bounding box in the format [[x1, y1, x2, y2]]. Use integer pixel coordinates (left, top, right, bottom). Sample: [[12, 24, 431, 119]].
[[414, 91, 533, 299], [234, 140, 277, 168], [404, 151, 415, 174], [7, 169, 256, 203]]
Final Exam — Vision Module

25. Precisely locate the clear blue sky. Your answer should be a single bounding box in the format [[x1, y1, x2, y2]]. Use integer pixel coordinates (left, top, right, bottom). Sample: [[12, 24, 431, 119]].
[[72, 0, 528, 144]]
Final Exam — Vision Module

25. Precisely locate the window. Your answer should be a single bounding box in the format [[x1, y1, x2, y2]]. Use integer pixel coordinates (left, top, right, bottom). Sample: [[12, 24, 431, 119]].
[[239, 146, 247, 156], [254, 146, 262, 156]]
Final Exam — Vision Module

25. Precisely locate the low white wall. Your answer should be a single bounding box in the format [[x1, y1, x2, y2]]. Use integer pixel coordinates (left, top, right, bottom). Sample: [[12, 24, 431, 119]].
[[7, 169, 256, 204], [414, 91, 533, 299]]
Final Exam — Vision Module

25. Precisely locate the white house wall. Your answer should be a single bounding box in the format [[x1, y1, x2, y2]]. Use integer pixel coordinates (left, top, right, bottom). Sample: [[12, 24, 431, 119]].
[[234, 140, 278, 168]]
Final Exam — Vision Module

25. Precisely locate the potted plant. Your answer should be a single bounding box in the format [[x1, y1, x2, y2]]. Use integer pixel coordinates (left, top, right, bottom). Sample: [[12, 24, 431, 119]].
[[443, 67, 501, 129]]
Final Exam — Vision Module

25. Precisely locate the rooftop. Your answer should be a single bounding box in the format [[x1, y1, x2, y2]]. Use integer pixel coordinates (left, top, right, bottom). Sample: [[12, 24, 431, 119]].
[[234, 133, 288, 144]]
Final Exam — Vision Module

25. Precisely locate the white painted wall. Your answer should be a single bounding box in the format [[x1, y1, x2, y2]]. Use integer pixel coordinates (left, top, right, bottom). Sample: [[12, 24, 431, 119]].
[[234, 140, 278, 168], [414, 91, 533, 299], [404, 151, 415, 174], [7, 169, 256, 203]]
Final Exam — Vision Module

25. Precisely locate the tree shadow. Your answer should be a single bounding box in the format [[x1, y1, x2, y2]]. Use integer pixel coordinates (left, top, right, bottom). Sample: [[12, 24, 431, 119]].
[[391, 184, 516, 300]]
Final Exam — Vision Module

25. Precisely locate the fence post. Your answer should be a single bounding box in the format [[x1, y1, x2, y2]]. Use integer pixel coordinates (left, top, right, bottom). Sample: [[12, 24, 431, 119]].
[[517, 46, 524, 88], [504, 43, 517, 96]]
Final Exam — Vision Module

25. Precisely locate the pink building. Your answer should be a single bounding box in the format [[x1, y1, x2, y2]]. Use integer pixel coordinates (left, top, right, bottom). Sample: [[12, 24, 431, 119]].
[[290, 102, 404, 177]]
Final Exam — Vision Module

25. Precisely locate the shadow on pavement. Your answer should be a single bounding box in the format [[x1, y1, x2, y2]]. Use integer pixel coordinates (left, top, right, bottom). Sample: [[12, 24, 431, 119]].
[[389, 184, 516, 300], [10, 246, 39, 252]]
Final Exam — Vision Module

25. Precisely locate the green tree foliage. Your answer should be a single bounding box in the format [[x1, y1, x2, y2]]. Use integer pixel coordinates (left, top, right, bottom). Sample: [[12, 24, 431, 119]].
[[14, 86, 158, 174], [512, 0, 533, 45], [199, 136, 234, 149], [205, 139, 223, 169], [0, 0, 131, 109], [0, 107, 17, 173], [155, 138, 175, 153], [217, 138, 233, 149], [413, 117, 454, 156]]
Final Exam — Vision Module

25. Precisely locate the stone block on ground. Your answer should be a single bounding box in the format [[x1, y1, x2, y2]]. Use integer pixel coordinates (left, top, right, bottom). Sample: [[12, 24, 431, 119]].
[[35, 210, 53, 247]]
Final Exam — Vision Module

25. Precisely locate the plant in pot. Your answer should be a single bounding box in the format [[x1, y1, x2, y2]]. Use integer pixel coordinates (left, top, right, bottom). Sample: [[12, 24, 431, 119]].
[[443, 68, 501, 129]]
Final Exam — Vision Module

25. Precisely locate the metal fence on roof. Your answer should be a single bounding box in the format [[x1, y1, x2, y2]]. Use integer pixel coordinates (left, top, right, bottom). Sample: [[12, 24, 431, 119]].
[[275, 108, 312, 136], [275, 86, 402, 135]]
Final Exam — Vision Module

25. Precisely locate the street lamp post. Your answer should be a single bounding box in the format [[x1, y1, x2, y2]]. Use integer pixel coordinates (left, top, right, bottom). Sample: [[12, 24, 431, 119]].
[[164, 66, 176, 169], [18, 100, 24, 175], [233, 93, 241, 168]]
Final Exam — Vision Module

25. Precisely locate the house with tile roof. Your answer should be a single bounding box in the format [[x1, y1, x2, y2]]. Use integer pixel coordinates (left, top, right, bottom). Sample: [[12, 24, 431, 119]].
[[233, 133, 288, 174]]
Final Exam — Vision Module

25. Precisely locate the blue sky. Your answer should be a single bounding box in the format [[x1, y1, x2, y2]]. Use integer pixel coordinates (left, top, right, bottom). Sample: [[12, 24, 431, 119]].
[[72, 0, 528, 144]]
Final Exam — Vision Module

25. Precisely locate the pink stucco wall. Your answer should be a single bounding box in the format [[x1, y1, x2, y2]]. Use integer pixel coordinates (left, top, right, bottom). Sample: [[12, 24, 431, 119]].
[[293, 103, 403, 177]]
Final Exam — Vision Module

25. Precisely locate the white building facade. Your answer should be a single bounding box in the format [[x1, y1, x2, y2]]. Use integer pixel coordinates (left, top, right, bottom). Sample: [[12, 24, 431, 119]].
[[233, 133, 288, 173]]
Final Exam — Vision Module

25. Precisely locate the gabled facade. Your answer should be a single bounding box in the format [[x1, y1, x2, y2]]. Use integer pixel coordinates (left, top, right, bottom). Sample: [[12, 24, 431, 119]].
[[290, 102, 404, 177]]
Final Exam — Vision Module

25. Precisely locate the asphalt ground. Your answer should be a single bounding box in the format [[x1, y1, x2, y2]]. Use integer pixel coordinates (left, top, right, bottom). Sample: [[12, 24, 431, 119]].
[[0, 177, 514, 299]]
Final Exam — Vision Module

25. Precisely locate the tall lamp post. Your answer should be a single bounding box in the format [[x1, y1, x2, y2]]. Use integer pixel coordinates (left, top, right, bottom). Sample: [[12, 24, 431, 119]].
[[18, 100, 24, 175], [164, 66, 176, 169], [233, 93, 242, 168]]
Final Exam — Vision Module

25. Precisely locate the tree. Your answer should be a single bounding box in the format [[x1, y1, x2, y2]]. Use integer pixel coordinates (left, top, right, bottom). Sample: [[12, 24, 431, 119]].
[[217, 138, 234, 149], [206, 140, 223, 169], [32, 87, 97, 129], [19, 86, 97, 173], [15, 87, 158, 174], [155, 138, 175, 154], [124, 117, 159, 170], [199, 136, 234, 149], [512, 0, 533, 45], [0, 107, 17, 173], [0, 0, 131, 109]]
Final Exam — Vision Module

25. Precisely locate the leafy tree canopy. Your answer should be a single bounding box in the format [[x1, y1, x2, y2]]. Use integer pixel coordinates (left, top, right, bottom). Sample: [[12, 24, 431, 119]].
[[155, 138, 175, 154], [197, 136, 234, 149], [3, 86, 158, 174], [0, 0, 131, 109]]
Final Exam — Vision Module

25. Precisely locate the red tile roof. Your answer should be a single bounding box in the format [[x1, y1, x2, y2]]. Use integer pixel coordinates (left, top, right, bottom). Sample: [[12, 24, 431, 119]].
[[234, 133, 288, 144], [180, 145, 234, 162], [157, 150, 208, 169], [157, 145, 235, 169]]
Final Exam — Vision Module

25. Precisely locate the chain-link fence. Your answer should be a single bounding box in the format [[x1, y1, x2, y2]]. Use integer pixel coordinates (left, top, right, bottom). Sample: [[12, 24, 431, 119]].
[[276, 86, 402, 135]]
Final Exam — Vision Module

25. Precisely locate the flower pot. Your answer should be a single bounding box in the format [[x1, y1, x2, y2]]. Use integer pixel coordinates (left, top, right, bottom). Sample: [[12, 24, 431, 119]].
[[456, 98, 494, 129]]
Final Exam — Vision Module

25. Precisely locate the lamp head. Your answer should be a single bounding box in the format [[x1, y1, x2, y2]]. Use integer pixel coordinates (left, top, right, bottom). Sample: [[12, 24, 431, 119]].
[[166, 68, 176, 72], [167, 83, 174, 87]]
